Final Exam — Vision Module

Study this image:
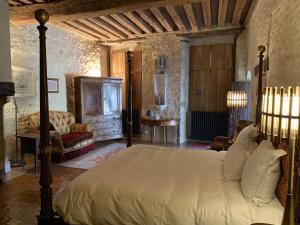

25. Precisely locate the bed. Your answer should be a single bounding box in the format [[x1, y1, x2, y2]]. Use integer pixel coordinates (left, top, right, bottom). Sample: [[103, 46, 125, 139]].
[[54, 145, 283, 225], [34, 10, 300, 225]]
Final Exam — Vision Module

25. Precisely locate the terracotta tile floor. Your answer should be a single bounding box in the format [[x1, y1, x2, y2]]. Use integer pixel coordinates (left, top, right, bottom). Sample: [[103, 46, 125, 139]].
[[0, 165, 85, 225]]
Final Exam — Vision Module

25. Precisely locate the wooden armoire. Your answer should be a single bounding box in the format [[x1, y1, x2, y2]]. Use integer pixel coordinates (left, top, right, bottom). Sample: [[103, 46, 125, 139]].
[[74, 76, 123, 141]]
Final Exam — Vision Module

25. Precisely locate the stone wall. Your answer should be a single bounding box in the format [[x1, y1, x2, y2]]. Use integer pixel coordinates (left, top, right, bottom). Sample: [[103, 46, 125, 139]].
[[245, 0, 300, 119], [4, 24, 101, 158], [141, 34, 185, 143]]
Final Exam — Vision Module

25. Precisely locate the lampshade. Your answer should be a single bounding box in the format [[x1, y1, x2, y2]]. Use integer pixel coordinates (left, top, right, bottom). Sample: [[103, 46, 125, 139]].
[[261, 86, 300, 140], [227, 91, 247, 108]]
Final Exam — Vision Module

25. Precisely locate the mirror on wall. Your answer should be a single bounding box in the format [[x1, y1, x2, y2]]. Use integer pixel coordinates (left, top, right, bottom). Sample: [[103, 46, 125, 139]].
[[153, 55, 167, 108]]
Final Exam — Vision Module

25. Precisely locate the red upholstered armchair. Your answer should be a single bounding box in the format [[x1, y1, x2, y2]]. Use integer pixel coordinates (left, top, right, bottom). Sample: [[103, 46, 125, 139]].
[[26, 111, 94, 162]]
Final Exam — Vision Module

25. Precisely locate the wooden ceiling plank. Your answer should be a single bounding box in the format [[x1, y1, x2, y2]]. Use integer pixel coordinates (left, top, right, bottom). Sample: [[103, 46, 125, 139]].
[[18, 0, 33, 4], [232, 0, 247, 25], [218, 0, 228, 26], [165, 5, 185, 32], [177, 25, 242, 37], [68, 20, 109, 40], [89, 17, 128, 39], [202, 0, 212, 27], [99, 16, 135, 37], [183, 3, 198, 32], [136, 9, 164, 33], [123, 11, 153, 34], [78, 18, 120, 39], [110, 13, 143, 35], [10, 0, 202, 24], [8, 0, 21, 6], [150, 7, 173, 32], [54, 22, 100, 41]]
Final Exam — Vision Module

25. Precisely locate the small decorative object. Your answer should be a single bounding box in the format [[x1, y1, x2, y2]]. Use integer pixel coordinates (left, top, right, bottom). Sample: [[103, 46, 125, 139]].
[[261, 86, 299, 225], [48, 78, 59, 93], [12, 66, 35, 97]]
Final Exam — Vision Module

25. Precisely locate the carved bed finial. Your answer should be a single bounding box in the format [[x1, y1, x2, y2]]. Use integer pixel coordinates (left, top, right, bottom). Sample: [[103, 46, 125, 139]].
[[35, 9, 49, 25], [258, 45, 266, 54]]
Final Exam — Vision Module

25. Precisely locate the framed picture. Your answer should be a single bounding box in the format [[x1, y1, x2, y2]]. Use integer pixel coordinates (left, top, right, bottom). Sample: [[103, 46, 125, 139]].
[[48, 78, 59, 93], [12, 66, 36, 97]]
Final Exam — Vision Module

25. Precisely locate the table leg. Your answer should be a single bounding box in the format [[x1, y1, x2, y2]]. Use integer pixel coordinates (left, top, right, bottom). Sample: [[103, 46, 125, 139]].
[[152, 126, 155, 144], [177, 124, 180, 146], [163, 126, 166, 144]]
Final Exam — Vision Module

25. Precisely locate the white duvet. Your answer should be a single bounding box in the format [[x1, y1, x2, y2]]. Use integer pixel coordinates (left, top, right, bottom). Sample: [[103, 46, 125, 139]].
[[54, 144, 283, 225]]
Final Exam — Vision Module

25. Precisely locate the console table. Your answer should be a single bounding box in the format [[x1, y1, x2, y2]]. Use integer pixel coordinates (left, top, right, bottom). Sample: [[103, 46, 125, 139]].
[[141, 118, 180, 144], [17, 133, 40, 172]]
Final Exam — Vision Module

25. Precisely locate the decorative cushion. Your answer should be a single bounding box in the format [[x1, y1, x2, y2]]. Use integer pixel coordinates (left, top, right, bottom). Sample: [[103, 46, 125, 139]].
[[241, 140, 287, 206], [223, 124, 259, 180], [61, 132, 93, 148]]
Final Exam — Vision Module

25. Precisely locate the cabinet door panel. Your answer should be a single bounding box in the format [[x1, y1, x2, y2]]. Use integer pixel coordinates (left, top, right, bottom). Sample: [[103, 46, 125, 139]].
[[103, 83, 120, 115]]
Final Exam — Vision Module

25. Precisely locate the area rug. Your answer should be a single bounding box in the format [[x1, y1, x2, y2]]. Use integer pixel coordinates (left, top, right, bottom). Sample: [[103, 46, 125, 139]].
[[58, 143, 126, 169], [189, 142, 211, 150]]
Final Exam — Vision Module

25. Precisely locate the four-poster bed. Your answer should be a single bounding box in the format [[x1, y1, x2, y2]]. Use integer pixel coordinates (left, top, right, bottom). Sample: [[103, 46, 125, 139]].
[[34, 9, 300, 225]]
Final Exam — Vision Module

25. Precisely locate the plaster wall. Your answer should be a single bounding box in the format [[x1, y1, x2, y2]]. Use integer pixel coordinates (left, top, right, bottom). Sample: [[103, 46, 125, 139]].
[[245, 0, 300, 119], [4, 24, 100, 158]]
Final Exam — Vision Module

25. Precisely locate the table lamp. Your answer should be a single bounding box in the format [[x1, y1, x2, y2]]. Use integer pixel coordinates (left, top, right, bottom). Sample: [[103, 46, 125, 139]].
[[227, 90, 248, 137], [261, 86, 300, 225]]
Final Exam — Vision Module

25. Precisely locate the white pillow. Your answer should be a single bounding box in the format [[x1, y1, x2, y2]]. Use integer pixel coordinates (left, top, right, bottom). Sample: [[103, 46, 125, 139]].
[[241, 140, 287, 206], [223, 124, 259, 180]]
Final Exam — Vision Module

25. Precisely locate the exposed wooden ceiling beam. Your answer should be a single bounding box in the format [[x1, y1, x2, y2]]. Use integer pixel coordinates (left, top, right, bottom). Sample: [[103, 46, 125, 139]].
[[165, 5, 185, 31], [123, 11, 154, 34], [218, 0, 228, 26], [232, 0, 247, 25], [8, 0, 21, 6], [183, 3, 197, 32], [136, 9, 164, 33], [68, 20, 110, 40], [54, 22, 100, 41], [150, 7, 174, 32], [77, 19, 120, 39], [110, 13, 144, 35], [10, 0, 202, 25], [202, 0, 212, 27], [99, 15, 135, 38], [177, 25, 242, 38], [88, 17, 129, 39], [18, 0, 33, 4]]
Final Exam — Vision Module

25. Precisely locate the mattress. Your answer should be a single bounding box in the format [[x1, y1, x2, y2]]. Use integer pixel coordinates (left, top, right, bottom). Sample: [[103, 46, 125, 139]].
[[54, 144, 283, 225]]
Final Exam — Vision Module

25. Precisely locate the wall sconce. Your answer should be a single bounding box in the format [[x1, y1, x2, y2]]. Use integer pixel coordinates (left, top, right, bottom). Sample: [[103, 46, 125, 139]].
[[261, 86, 299, 225]]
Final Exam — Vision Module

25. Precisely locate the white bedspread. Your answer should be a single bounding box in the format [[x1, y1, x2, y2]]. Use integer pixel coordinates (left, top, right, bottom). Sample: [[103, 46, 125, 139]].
[[54, 144, 283, 225]]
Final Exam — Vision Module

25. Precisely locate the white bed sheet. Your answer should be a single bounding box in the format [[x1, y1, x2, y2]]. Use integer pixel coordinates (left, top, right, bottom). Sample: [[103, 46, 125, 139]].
[[54, 144, 283, 225]]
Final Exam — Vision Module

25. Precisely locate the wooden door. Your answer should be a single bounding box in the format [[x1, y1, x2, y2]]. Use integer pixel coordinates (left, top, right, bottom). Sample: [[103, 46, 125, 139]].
[[189, 44, 233, 112], [131, 51, 142, 110], [111, 51, 127, 109]]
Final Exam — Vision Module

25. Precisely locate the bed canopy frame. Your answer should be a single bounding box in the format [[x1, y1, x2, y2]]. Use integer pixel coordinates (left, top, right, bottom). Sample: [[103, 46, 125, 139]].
[[34, 9, 300, 225]]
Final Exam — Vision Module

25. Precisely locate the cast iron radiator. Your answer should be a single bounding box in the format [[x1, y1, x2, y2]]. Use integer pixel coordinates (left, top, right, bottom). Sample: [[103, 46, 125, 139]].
[[190, 111, 229, 141]]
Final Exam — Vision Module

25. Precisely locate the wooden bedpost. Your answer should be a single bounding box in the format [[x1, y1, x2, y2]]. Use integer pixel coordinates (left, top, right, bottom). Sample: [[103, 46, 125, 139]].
[[127, 51, 133, 147], [255, 45, 266, 125], [35, 9, 54, 225]]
